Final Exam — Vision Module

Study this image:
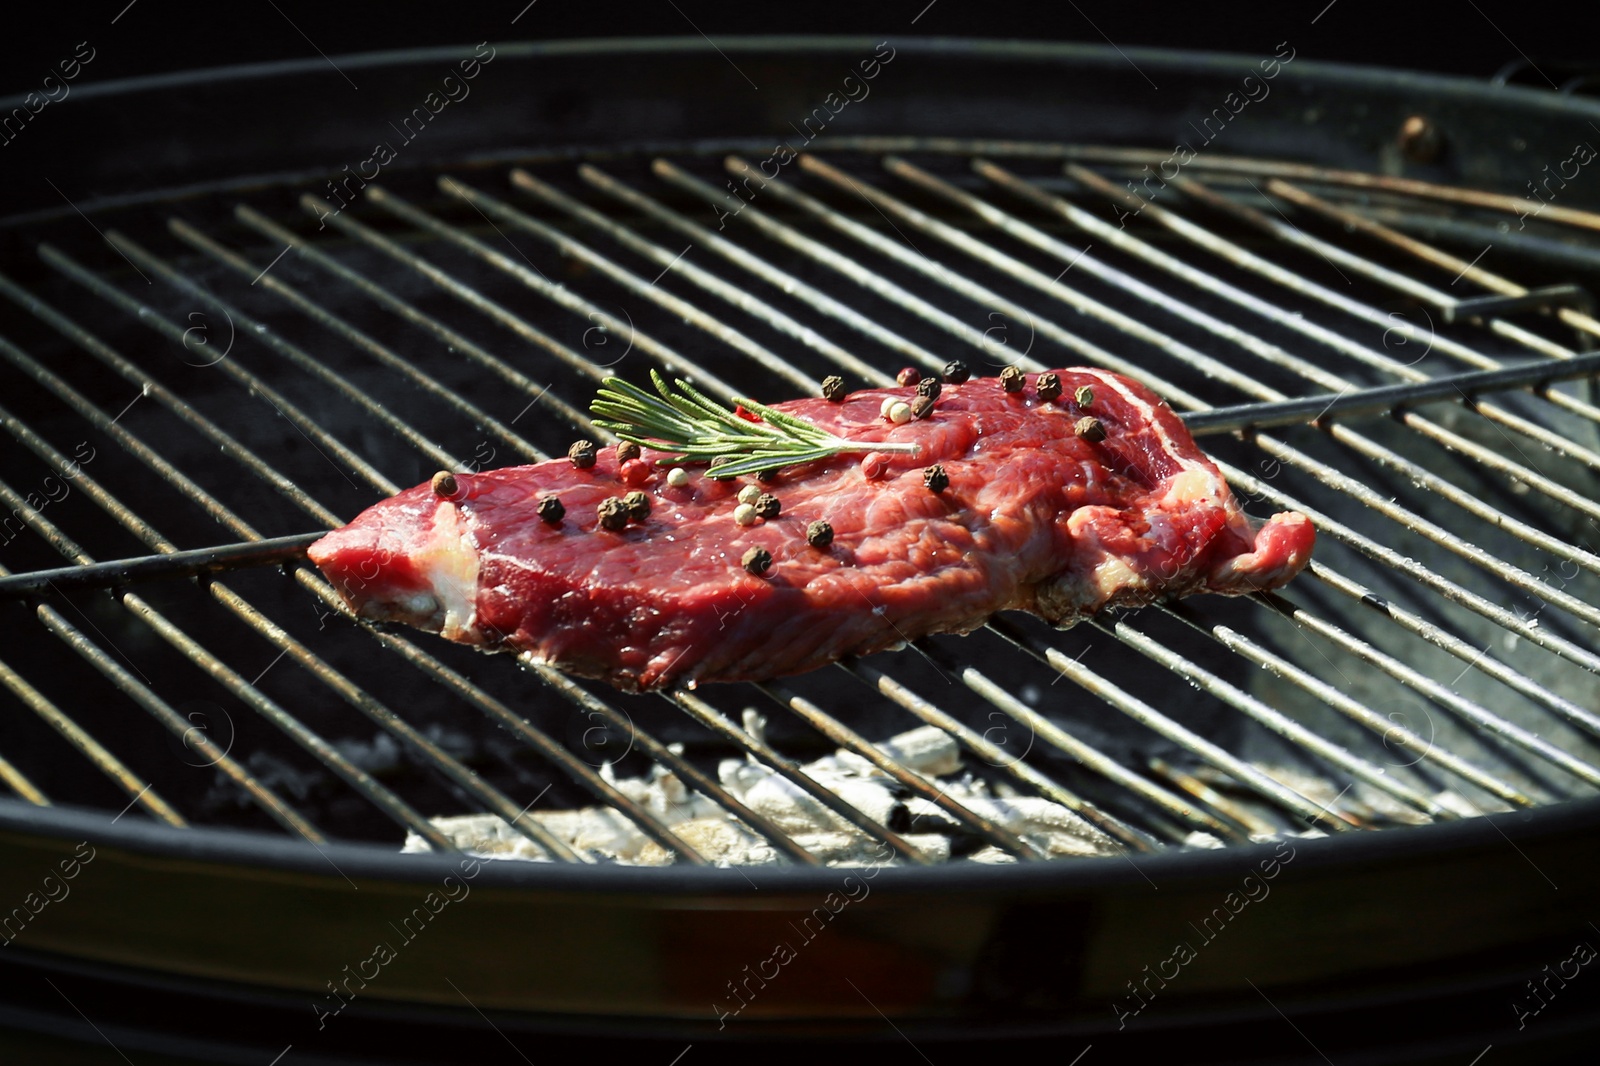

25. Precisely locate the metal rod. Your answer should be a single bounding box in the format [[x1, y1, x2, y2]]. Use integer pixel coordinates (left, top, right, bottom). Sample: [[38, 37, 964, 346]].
[[0, 533, 322, 600], [758, 681, 1045, 860], [361, 185, 745, 403], [668, 689, 935, 864], [440, 175, 818, 394], [1049, 144, 1600, 234], [167, 217, 544, 466], [980, 621, 1357, 833], [580, 162, 945, 376], [1163, 603, 1537, 810], [507, 167, 893, 387], [1092, 618, 1448, 820], [233, 206, 597, 437], [840, 660, 1156, 851], [0, 654, 186, 828], [1179, 350, 1600, 435], [0, 752, 48, 806], [1212, 452, 1600, 676], [524, 660, 819, 865]]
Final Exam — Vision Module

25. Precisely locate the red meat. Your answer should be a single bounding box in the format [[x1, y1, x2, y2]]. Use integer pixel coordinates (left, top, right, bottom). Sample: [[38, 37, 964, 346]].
[[308, 369, 1313, 691]]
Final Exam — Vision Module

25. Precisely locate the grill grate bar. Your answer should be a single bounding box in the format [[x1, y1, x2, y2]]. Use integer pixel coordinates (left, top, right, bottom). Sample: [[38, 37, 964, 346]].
[[925, 650, 1244, 841], [1159, 175, 1600, 473], [980, 620, 1356, 832], [0, 751, 48, 806], [166, 218, 543, 467], [759, 681, 1047, 860], [2, 268, 704, 862], [103, 229, 455, 478], [578, 162, 947, 376], [1052, 145, 1600, 234], [1215, 454, 1600, 677], [879, 159, 1600, 564], [840, 660, 1158, 851], [0, 649, 185, 828], [524, 661, 819, 865], [668, 689, 937, 864], [232, 206, 596, 436], [0, 400, 329, 839], [1162, 602, 1538, 808], [505, 167, 893, 387], [1307, 562, 1600, 739], [1253, 591, 1600, 790], [0, 265, 341, 529], [652, 159, 1012, 373], [1270, 179, 1600, 348], [1092, 617, 1448, 819], [361, 186, 744, 403], [439, 176, 819, 394], [714, 156, 1598, 783]]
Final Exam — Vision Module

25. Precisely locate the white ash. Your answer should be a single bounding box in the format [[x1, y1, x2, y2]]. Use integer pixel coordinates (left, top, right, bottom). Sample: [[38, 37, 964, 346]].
[[403, 724, 1118, 866]]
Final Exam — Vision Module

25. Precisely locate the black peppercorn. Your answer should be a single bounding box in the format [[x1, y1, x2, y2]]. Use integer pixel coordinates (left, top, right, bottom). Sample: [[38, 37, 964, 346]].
[[923, 464, 950, 493], [1075, 416, 1107, 443], [1036, 372, 1062, 402], [622, 491, 651, 521], [742, 546, 773, 575], [537, 495, 564, 524], [1000, 366, 1024, 393], [821, 375, 847, 402], [568, 440, 597, 469], [915, 378, 941, 399], [597, 497, 629, 531], [942, 360, 971, 384], [754, 493, 781, 520], [806, 520, 834, 548]]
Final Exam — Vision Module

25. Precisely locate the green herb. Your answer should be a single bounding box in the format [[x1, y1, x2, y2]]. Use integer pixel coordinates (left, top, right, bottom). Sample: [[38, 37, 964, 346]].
[[591, 371, 920, 481]]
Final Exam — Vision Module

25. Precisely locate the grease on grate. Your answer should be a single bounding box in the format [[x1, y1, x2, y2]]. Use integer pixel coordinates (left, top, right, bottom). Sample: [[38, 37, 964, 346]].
[[402, 724, 1121, 866]]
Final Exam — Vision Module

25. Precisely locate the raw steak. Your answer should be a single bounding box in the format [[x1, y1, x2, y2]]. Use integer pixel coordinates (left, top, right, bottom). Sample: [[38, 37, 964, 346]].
[[308, 369, 1314, 691]]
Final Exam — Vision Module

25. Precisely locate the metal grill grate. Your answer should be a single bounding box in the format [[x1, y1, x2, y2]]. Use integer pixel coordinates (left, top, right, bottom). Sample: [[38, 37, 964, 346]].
[[2, 141, 1598, 868]]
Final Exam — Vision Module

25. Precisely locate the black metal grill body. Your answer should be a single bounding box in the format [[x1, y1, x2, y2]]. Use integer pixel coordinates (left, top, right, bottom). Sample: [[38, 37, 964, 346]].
[[1, 38, 1599, 1062]]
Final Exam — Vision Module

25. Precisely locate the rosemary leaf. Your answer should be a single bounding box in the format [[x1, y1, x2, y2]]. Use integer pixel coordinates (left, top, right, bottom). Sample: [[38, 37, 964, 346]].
[[590, 372, 920, 478]]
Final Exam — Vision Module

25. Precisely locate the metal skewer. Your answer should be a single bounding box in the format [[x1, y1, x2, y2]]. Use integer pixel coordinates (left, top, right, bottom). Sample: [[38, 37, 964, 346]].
[[3, 349, 1597, 601]]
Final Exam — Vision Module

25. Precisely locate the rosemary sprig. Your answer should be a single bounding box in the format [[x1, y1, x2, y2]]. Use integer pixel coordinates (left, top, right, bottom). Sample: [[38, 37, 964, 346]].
[[591, 371, 920, 480]]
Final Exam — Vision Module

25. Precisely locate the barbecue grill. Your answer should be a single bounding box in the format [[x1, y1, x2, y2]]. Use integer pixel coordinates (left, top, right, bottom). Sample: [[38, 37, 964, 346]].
[[2, 36, 1599, 1063]]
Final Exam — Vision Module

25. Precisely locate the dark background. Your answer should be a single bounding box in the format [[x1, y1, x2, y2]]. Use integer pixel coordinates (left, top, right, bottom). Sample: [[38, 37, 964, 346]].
[[0, 0, 1593, 94]]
